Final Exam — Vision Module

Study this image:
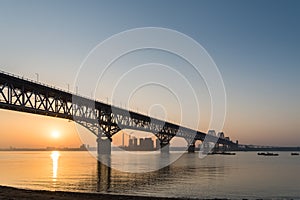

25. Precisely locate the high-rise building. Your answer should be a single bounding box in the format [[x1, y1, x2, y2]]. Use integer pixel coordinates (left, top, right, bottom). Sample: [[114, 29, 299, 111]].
[[133, 137, 138, 147], [127, 137, 155, 151], [156, 139, 160, 150]]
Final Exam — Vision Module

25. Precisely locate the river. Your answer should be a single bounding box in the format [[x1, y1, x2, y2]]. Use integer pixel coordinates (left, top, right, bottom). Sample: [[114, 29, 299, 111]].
[[0, 151, 299, 199]]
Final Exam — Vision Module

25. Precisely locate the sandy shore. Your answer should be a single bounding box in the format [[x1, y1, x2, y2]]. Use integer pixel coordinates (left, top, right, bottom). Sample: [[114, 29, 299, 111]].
[[0, 185, 227, 200]]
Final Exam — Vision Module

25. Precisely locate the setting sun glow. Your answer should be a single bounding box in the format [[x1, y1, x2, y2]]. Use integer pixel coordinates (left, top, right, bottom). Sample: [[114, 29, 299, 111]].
[[51, 131, 60, 139]]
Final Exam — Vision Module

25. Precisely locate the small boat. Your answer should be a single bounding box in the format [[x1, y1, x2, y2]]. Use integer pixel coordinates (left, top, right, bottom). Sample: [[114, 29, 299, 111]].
[[291, 153, 299, 156], [257, 152, 279, 156], [220, 152, 236, 155], [209, 151, 236, 155]]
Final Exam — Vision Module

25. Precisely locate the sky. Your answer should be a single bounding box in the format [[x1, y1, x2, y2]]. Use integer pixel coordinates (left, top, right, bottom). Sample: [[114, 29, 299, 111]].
[[0, 0, 299, 148]]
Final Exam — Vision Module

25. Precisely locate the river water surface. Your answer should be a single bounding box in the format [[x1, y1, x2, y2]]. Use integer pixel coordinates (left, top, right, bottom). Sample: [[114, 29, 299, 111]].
[[0, 151, 299, 199]]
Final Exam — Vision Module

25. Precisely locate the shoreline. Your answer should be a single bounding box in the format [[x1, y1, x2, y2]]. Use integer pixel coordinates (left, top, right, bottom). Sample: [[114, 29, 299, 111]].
[[0, 185, 225, 200]]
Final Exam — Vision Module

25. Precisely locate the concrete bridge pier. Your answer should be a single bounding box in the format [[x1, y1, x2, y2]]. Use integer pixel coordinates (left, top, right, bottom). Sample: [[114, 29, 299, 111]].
[[188, 141, 196, 153], [160, 142, 170, 154], [97, 157, 111, 192], [201, 141, 211, 154], [97, 133, 111, 156], [213, 143, 220, 152]]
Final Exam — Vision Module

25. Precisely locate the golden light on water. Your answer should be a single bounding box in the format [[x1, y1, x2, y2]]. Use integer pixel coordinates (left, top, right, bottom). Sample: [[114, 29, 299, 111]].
[[50, 151, 60, 180]]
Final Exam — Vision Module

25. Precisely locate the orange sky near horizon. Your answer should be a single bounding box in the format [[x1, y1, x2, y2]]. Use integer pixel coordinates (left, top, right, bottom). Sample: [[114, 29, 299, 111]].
[[0, 109, 191, 149], [0, 109, 81, 148], [1, 106, 300, 148], [1, 107, 299, 148]]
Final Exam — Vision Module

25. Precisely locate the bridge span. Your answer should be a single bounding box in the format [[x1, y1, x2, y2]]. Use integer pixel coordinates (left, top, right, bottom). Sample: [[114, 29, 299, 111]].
[[0, 71, 237, 155]]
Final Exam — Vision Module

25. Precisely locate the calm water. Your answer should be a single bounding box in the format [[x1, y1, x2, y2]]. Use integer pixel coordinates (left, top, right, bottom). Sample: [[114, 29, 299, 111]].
[[0, 151, 299, 199]]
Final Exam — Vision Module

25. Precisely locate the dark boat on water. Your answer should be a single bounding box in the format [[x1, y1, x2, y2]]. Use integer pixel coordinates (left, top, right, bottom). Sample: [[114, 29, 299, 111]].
[[209, 152, 236, 155], [291, 152, 299, 156], [257, 152, 279, 156]]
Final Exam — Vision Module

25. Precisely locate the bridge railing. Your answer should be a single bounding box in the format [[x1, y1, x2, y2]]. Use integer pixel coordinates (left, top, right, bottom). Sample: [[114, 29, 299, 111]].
[[0, 69, 72, 95], [0, 69, 108, 103]]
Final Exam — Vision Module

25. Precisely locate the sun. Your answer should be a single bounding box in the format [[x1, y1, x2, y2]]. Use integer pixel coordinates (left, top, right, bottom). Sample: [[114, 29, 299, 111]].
[[51, 131, 60, 139]]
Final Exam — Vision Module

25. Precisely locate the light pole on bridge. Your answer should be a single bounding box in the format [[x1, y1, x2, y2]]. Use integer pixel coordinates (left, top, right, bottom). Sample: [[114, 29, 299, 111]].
[[35, 73, 39, 83]]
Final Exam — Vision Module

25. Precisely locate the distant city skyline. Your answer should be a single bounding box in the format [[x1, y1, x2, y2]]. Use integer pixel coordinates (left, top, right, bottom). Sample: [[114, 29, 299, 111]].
[[0, 0, 299, 147]]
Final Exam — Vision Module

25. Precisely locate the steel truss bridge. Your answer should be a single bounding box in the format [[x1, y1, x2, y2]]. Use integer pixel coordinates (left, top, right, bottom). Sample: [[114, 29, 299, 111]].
[[0, 71, 237, 154]]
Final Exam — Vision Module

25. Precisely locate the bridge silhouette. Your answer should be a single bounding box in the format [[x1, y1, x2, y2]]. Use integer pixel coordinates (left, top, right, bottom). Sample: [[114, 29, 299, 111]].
[[0, 70, 237, 155]]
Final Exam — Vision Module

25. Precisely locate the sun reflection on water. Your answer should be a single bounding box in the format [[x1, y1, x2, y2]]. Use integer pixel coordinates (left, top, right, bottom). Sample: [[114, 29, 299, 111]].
[[50, 151, 60, 181]]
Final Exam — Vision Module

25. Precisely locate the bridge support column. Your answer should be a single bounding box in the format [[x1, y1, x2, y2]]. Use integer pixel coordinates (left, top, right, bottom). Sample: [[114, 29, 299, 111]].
[[97, 157, 111, 192], [97, 134, 111, 156], [213, 143, 220, 152], [201, 141, 211, 154], [188, 142, 196, 153], [160, 143, 170, 154]]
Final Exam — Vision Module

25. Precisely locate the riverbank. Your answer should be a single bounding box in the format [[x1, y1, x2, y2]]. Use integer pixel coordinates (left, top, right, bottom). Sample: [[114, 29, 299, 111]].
[[0, 185, 226, 200]]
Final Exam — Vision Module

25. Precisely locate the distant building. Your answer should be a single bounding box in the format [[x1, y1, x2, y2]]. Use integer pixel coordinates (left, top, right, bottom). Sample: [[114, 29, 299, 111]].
[[46, 146, 55, 150], [129, 137, 134, 147], [133, 137, 138, 147], [127, 137, 156, 151], [139, 138, 154, 151], [156, 138, 160, 150], [79, 144, 89, 150]]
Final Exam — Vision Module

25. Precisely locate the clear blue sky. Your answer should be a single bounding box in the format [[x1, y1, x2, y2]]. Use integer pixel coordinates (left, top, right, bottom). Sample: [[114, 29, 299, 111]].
[[0, 0, 299, 146]]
